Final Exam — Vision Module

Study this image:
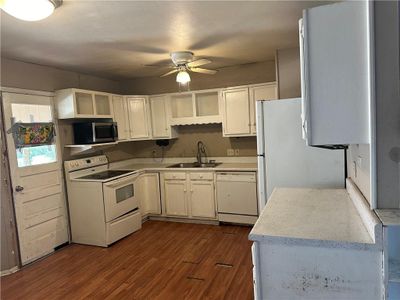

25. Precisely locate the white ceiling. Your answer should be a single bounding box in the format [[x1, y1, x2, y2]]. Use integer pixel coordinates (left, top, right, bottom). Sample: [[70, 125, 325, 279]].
[[1, 0, 329, 80]]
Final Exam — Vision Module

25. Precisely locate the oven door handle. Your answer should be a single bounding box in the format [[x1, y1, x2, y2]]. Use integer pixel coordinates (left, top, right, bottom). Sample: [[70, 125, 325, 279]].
[[104, 174, 139, 188]]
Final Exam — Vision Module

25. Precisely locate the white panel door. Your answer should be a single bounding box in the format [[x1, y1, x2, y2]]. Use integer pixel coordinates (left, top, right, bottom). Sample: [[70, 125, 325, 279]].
[[137, 173, 161, 215], [222, 88, 251, 136], [149, 96, 169, 139], [249, 84, 277, 134], [2, 92, 69, 265], [164, 180, 187, 216], [112, 96, 130, 140], [189, 180, 215, 218], [127, 97, 151, 139]]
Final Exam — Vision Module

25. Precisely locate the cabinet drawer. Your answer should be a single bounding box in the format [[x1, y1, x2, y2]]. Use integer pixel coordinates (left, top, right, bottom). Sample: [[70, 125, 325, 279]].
[[106, 210, 141, 245], [189, 172, 213, 181], [164, 172, 186, 180]]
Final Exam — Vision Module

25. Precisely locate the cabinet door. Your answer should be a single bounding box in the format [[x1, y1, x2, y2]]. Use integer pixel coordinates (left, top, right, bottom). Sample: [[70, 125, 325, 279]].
[[249, 84, 277, 134], [150, 96, 169, 138], [164, 180, 187, 216], [189, 180, 215, 219], [222, 88, 251, 136], [143, 173, 161, 214], [127, 97, 151, 139], [112, 96, 130, 140], [74, 91, 94, 117], [94, 94, 112, 117]]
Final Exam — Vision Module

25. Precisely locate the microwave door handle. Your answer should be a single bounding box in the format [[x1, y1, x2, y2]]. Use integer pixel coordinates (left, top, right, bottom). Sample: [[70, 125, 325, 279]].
[[113, 124, 118, 140], [92, 123, 96, 143]]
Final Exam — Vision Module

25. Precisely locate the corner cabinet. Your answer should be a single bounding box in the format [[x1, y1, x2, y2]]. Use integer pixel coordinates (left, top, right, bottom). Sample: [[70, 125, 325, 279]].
[[136, 172, 161, 218], [149, 95, 178, 139], [55, 88, 113, 119], [126, 96, 152, 140], [112, 95, 130, 140], [222, 83, 277, 137]]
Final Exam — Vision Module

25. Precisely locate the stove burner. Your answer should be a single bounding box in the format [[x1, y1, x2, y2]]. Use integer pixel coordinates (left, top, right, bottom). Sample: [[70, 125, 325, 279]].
[[79, 170, 132, 180]]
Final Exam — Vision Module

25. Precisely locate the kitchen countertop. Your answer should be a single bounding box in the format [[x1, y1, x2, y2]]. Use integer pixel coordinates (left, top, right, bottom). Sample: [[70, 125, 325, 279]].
[[249, 188, 379, 250], [111, 162, 258, 172], [375, 209, 400, 226]]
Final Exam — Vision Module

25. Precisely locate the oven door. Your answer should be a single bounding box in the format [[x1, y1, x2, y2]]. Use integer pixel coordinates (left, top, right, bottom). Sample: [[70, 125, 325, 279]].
[[103, 174, 139, 222], [93, 122, 118, 143]]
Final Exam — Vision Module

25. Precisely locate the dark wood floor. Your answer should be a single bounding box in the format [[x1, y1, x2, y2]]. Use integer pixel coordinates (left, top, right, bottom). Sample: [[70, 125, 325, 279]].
[[1, 221, 254, 299]]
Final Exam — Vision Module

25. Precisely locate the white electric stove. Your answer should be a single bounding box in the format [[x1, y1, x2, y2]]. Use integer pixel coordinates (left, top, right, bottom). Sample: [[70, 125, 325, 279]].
[[64, 155, 141, 247]]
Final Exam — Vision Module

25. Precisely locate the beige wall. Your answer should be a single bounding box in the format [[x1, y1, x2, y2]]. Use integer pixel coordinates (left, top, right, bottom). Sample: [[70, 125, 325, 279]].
[[120, 60, 276, 95], [104, 124, 257, 162], [276, 48, 301, 99], [1, 58, 122, 94]]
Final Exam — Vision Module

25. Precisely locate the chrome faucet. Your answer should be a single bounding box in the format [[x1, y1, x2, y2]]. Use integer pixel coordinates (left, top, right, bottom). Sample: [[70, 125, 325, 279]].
[[196, 141, 207, 164]]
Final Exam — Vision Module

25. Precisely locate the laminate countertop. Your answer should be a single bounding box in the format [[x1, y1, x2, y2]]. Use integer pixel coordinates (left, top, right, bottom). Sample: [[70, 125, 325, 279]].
[[111, 162, 258, 172], [249, 188, 380, 250]]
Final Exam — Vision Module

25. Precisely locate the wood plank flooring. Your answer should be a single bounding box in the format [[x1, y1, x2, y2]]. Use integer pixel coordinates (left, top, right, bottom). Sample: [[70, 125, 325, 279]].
[[1, 221, 254, 300]]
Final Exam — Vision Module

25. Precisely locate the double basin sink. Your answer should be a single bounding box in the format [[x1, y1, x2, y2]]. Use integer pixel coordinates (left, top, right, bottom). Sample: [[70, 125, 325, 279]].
[[167, 162, 222, 168]]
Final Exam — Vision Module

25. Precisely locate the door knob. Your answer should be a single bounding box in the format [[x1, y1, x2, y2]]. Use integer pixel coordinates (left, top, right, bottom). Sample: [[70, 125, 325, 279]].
[[15, 185, 24, 192]]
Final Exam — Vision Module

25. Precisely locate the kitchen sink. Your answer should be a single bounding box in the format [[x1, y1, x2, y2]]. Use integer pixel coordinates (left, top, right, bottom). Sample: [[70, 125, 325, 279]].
[[167, 162, 221, 168]]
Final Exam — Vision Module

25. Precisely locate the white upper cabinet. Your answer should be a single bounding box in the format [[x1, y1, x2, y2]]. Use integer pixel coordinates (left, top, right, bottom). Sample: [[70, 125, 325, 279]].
[[222, 87, 251, 136], [112, 95, 130, 140], [55, 88, 113, 119], [169, 89, 221, 125], [222, 83, 277, 137], [249, 83, 277, 134], [300, 1, 372, 146], [126, 96, 152, 140], [149, 95, 178, 139]]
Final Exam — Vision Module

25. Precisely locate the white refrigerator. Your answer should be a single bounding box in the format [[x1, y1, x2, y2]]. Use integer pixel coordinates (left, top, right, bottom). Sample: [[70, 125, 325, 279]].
[[256, 98, 345, 211]]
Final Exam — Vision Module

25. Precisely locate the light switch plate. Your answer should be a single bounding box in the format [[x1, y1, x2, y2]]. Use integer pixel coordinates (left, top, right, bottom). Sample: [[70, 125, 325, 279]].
[[227, 149, 234, 156]]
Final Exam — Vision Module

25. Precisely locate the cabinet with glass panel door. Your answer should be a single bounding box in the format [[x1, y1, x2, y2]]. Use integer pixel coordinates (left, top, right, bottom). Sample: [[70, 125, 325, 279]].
[[55, 88, 113, 119]]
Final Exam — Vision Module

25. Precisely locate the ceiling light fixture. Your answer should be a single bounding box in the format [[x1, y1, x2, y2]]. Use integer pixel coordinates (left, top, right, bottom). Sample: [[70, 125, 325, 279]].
[[0, 0, 62, 22], [176, 70, 191, 84]]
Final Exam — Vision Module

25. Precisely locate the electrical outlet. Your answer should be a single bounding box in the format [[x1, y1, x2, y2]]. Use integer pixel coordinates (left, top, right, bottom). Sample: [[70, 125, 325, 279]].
[[227, 149, 234, 156], [234, 149, 240, 156]]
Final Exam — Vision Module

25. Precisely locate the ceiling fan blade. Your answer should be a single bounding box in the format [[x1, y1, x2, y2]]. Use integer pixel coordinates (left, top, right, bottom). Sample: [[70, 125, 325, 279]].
[[187, 59, 212, 68], [189, 67, 217, 75], [160, 69, 179, 77]]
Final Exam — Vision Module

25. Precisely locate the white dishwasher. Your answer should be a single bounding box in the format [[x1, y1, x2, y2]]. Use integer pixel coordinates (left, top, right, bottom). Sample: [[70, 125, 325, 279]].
[[216, 172, 258, 225]]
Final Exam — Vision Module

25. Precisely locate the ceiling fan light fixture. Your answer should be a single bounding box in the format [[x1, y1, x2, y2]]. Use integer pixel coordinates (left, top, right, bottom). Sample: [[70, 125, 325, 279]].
[[1, 0, 61, 21], [176, 70, 191, 84]]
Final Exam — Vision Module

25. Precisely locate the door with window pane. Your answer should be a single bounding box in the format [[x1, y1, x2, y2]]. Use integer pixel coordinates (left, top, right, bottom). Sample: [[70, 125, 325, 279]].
[[2, 92, 69, 265]]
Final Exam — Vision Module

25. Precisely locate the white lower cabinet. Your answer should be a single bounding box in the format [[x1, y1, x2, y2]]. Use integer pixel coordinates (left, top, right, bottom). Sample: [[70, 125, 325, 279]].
[[164, 179, 188, 217], [189, 177, 215, 219], [163, 172, 217, 220], [136, 173, 161, 217]]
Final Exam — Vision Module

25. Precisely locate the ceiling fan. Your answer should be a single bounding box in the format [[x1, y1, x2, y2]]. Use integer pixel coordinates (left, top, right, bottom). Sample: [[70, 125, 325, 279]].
[[160, 51, 217, 84]]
